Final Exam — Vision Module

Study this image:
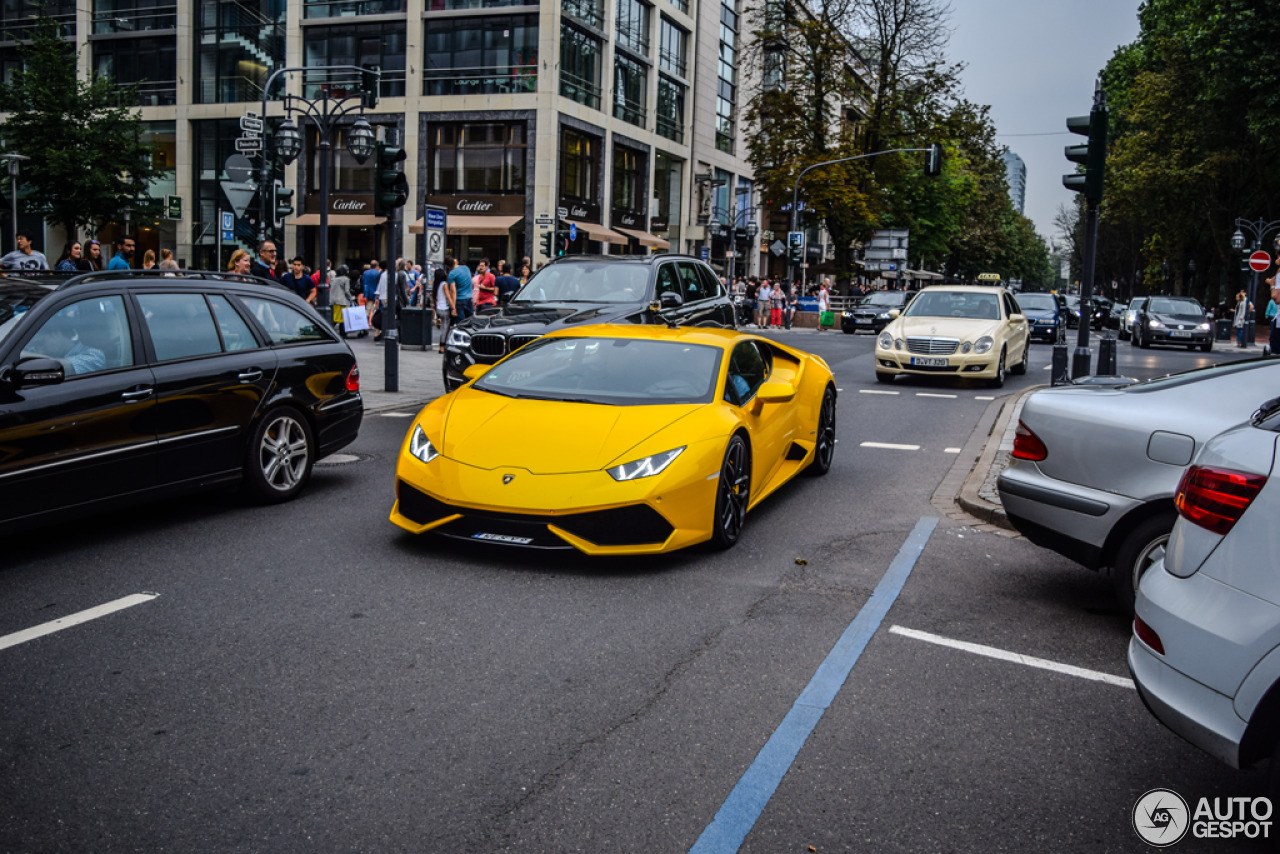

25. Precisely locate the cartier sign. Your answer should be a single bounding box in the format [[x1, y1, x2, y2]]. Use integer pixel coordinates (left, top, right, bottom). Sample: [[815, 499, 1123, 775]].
[[558, 199, 600, 222], [334, 197, 369, 212], [611, 209, 646, 231], [305, 193, 375, 215], [428, 194, 525, 216]]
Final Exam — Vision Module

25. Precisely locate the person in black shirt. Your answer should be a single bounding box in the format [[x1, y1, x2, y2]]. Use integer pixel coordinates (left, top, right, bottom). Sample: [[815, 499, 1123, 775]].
[[494, 261, 522, 302]]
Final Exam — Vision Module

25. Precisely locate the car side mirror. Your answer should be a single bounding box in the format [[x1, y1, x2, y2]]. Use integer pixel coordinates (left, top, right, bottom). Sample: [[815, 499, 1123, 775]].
[[1009, 313, 1025, 322], [462, 364, 489, 382], [755, 381, 796, 404], [6, 357, 65, 388], [659, 291, 683, 309], [888, 309, 901, 319]]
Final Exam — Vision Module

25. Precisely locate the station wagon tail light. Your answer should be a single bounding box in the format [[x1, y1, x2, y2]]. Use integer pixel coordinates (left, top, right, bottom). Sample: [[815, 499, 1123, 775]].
[[1011, 421, 1047, 461], [1175, 465, 1267, 536], [346, 365, 360, 392]]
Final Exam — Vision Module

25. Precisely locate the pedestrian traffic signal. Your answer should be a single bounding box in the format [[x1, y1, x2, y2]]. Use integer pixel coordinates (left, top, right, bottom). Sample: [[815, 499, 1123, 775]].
[[1063, 91, 1108, 201], [555, 229, 571, 256], [539, 231, 554, 257], [374, 142, 409, 217], [787, 231, 804, 264], [361, 64, 380, 110], [924, 142, 944, 177], [272, 180, 294, 226]]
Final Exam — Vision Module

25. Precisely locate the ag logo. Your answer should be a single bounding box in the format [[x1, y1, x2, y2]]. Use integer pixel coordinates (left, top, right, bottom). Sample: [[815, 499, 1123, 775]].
[[1133, 788, 1189, 847], [502, 474, 515, 485]]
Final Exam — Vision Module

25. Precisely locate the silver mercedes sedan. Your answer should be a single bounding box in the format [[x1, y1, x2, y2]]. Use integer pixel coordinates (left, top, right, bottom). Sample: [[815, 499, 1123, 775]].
[[997, 358, 1280, 610]]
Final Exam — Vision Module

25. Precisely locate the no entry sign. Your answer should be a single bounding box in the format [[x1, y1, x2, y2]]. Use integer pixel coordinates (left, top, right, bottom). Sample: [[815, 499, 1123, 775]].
[[1249, 250, 1271, 272]]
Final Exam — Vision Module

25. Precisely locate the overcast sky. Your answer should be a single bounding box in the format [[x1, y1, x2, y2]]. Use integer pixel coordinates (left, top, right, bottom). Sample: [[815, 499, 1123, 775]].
[[945, 0, 1142, 244]]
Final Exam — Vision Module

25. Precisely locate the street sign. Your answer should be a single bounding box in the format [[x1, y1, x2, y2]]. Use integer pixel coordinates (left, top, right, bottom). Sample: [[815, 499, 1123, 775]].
[[220, 211, 234, 241], [165, 195, 182, 220], [1249, 250, 1271, 272], [223, 154, 254, 184], [425, 207, 447, 230], [424, 204, 446, 264], [239, 112, 263, 134], [568, 223, 577, 241], [535, 214, 554, 226], [700, 247, 709, 261], [234, 137, 262, 153], [770, 240, 786, 257], [556, 206, 568, 218], [788, 231, 804, 247]]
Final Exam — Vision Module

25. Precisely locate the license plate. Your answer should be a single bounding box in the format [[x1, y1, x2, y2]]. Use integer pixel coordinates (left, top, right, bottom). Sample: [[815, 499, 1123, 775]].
[[472, 532, 534, 544], [910, 357, 948, 367], [1171, 330, 1192, 338]]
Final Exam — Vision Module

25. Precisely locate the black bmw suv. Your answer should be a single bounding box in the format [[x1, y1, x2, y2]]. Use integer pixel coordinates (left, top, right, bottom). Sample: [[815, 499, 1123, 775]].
[[443, 254, 736, 390], [0, 270, 363, 534]]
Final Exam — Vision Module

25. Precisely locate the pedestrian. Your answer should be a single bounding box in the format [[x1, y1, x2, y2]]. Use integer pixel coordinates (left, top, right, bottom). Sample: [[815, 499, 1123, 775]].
[[53, 240, 82, 271], [1266, 277, 1280, 356], [227, 248, 252, 274], [142, 249, 156, 270], [519, 261, 532, 286], [770, 279, 786, 328], [494, 261, 521, 302], [1233, 290, 1253, 347], [818, 278, 832, 331], [159, 248, 179, 270], [362, 260, 381, 325], [731, 276, 747, 326], [330, 264, 352, 335], [107, 234, 135, 270], [447, 255, 474, 321], [1, 229, 49, 271], [77, 239, 103, 271], [282, 256, 318, 303], [756, 279, 772, 328], [252, 240, 278, 281], [433, 266, 454, 354], [473, 258, 497, 308], [786, 282, 798, 329]]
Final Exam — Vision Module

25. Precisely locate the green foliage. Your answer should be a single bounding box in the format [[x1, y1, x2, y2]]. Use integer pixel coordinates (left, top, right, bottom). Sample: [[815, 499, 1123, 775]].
[[0, 15, 160, 235]]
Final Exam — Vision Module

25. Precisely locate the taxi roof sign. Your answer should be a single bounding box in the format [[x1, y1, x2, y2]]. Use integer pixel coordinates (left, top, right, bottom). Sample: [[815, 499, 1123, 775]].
[[976, 273, 1002, 282]]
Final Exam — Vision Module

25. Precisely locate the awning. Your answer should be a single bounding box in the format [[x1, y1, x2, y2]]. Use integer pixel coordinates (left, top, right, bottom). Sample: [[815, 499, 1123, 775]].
[[289, 213, 386, 226], [564, 219, 629, 245], [408, 214, 521, 235], [612, 226, 671, 249]]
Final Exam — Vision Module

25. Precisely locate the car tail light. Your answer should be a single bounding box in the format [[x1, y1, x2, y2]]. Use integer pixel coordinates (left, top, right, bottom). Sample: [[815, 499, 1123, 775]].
[[346, 364, 360, 392], [1134, 616, 1164, 655], [1174, 465, 1267, 536], [1011, 420, 1047, 461]]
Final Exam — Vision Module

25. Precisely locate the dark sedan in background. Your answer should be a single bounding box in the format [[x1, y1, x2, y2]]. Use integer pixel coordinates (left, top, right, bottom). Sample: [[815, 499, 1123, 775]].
[[442, 255, 736, 390], [1012, 292, 1066, 343], [0, 271, 362, 534], [1132, 295, 1213, 351], [841, 289, 915, 334]]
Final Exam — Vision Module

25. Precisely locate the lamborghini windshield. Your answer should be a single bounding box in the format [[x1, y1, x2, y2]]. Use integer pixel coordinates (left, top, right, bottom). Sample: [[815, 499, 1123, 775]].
[[473, 337, 723, 405]]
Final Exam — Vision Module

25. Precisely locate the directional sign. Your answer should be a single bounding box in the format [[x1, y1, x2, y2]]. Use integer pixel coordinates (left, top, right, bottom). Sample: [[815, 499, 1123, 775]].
[[1249, 250, 1271, 272], [425, 207, 447, 230], [234, 137, 262, 153], [239, 112, 263, 134], [535, 214, 554, 226], [788, 231, 804, 247]]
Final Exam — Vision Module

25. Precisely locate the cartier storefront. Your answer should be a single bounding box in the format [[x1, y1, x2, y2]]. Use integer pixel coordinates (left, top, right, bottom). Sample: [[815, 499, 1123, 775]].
[[410, 194, 526, 268], [293, 192, 386, 270]]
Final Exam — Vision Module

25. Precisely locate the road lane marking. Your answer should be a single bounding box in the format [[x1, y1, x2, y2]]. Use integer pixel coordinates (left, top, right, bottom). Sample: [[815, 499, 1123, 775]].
[[975, 396, 996, 400], [916, 393, 957, 399], [0, 593, 160, 652], [860, 442, 920, 450], [858, 389, 899, 395], [691, 517, 938, 854], [945, 448, 961, 454], [379, 412, 415, 417], [889, 625, 1135, 689]]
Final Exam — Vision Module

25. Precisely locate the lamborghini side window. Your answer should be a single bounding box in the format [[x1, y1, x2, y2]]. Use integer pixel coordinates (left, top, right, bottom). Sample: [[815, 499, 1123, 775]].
[[724, 341, 769, 406]]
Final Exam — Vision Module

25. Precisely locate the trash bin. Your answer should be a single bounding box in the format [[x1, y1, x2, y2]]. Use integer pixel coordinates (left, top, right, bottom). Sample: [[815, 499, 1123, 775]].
[[399, 307, 432, 348], [1215, 319, 1232, 341]]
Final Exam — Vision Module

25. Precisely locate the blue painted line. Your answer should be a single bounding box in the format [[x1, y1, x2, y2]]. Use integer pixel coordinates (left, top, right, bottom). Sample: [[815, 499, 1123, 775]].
[[689, 516, 939, 854]]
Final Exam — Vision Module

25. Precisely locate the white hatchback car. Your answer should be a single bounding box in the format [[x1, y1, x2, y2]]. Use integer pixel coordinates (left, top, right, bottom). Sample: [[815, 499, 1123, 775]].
[[1129, 397, 1280, 789]]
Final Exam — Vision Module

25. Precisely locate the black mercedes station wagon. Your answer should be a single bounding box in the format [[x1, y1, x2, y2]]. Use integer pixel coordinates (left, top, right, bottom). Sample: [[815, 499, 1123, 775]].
[[0, 270, 363, 534], [442, 255, 736, 390]]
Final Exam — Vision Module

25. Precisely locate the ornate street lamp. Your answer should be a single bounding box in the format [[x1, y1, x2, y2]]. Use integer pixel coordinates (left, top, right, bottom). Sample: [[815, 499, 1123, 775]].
[[274, 118, 303, 164], [347, 117, 376, 163]]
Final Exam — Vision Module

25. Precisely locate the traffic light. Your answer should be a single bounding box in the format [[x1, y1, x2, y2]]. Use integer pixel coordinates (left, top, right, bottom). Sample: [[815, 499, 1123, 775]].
[[555, 229, 571, 256], [1063, 92, 1108, 201], [924, 142, 944, 177], [361, 64, 380, 110], [374, 142, 409, 217], [272, 180, 294, 226], [539, 231, 554, 257], [787, 231, 804, 264]]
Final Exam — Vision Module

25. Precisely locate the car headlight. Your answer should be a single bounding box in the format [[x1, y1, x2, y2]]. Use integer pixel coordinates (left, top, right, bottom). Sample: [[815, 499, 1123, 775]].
[[877, 331, 893, 350], [843, 311, 853, 317], [895, 338, 904, 350], [877, 312, 890, 319], [607, 447, 685, 481], [961, 341, 973, 354], [447, 327, 472, 347], [1197, 322, 1211, 331], [408, 424, 440, 464], [1148, 319, 1164, 329], [973, 336, 994, 355]]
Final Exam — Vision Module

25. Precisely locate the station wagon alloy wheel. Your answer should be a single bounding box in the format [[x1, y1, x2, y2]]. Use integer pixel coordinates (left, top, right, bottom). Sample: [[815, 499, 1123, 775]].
[[248, 408, 314, 502]]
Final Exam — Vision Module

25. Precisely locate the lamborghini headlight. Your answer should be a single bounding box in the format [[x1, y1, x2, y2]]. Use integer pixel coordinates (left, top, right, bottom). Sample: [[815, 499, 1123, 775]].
[[409, 424, 440, 464], [973, 336, 995, 355], [607, 447, 685, 481]]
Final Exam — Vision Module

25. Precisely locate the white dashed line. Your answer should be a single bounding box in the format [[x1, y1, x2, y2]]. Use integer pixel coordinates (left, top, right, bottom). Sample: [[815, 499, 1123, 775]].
[[916, 393, 957, 399], [0, 593, 160, 652], [859, 389, 900, 395], [974, 396, 996, 401], [890, 625, 1135, 689], [945, 448, 962, 454], [860, 442, 921, 451]]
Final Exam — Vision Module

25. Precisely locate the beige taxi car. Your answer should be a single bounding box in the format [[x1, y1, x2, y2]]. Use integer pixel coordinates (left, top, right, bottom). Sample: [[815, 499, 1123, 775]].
[[873, 284, 1030, 387]]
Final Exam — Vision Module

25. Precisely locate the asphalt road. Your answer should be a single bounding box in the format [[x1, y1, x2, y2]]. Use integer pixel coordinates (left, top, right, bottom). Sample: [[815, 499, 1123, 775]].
[[1, 330, 1269, 852]]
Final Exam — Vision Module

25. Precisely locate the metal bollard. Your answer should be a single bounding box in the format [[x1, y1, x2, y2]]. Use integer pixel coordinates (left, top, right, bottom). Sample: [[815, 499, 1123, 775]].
[[1098, 335, 1117, 375], [1071, 346, 1092, 381], [1051, 343, 1070, 385]]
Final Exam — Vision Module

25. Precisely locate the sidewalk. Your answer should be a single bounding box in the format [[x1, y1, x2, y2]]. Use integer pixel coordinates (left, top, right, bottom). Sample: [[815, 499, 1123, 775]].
[[347, 332, 447, 413]]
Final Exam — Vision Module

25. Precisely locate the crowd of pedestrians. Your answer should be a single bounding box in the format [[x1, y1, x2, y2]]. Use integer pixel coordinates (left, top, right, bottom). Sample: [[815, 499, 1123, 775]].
[[728, 275, 837, 330]]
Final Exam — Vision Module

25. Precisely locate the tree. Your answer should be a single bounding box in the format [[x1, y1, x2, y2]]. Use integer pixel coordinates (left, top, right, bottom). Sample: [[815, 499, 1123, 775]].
[[0, 15, 160, 236]]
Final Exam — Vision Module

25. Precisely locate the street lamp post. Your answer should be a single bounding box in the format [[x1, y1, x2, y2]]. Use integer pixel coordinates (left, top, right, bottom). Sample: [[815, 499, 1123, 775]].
[[257, 65, 377, 313], [0, 153, 30, 253], [1230, 217, 1280, 346]]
